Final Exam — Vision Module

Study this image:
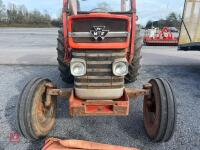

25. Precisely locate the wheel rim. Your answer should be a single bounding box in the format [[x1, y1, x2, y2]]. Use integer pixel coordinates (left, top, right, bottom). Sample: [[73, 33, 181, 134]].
[[143, 78, 176, 142], [31, 80, 56, 137], [143, 80, 161, 139]]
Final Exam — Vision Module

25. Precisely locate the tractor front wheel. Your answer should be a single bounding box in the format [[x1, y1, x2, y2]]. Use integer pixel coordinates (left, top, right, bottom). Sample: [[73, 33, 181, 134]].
[[143, 78, 176, 142], [17, 78, 57, 141]]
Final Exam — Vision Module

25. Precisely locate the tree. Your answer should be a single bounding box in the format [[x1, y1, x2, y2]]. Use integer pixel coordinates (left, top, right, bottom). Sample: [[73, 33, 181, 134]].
[[29, 10, 41, 24], [43, 10, 51, 24], [97, 2, 112, 11], [167, 12, 178, 22], [157, 19, 167, 29], [51, 13, 62, 27], [16, 5, 28, 23], [145, 20, 153, 29], [166, 12, 181, 29], [145, 12, 181, 30], [29, 9, 51, 25], [0, 0, 6, 22], [1, 1, 54, 27], [7, 3, 18, 23]]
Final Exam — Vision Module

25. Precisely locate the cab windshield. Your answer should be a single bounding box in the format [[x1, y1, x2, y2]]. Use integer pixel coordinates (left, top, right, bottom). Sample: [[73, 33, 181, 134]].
[[77, 0, 132, 13]]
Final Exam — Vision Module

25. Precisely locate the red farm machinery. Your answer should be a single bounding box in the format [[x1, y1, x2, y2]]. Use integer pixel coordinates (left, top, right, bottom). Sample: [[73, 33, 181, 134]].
[[17, 0, 176, 143], [144, 27, 178, 46]]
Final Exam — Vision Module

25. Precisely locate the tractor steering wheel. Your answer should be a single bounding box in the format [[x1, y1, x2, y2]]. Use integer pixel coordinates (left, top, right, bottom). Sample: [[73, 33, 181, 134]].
[[90, 8, 109, 12]]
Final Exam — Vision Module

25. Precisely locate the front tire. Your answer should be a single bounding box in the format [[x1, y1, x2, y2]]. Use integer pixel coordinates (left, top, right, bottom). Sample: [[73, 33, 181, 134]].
[[17, 78, 56, 140], [143, 78, 176, 142]]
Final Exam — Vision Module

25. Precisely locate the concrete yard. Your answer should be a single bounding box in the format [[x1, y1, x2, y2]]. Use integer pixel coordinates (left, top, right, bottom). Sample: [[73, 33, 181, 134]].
[[0, 28, 200, 66], [0, 28, 200, 150]]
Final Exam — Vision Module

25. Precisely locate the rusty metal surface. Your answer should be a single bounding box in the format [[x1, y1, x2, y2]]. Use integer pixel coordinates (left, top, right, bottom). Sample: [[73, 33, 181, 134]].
[[47, 88, 72, 97], [126, 88, 150, 99], [47, 86, 150, 102], [67, 87, 151, 117], [31, 79, 56, 138], [69, 90, 130, 116], [143, 79, 161, 139]]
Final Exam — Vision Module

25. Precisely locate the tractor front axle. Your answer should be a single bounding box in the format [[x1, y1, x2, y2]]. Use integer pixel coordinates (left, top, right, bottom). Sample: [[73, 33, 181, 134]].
[[45, 84, 152, 116]]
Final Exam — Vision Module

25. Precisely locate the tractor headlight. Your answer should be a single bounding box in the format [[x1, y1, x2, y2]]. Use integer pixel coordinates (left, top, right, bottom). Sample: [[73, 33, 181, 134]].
[[70, 58, 86, 77], [113, 59, 128, 76]]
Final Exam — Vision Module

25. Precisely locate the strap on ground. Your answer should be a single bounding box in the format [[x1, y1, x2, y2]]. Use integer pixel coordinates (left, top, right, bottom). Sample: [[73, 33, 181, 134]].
[[42, 138, 139, 150]]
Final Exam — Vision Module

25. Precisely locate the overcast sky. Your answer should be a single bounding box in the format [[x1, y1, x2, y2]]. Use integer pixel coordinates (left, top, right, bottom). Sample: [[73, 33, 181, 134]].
[[2, 0, 185, 25]]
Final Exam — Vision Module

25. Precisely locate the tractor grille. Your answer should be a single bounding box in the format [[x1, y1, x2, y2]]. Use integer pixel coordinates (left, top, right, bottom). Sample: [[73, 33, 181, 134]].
[[72, 18, 128, 43], [72, 18, 127, 32], [72, 50, 125, 89]]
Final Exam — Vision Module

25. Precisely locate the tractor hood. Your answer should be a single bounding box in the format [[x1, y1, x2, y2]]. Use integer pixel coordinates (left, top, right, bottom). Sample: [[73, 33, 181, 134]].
[[68, 13, 131, 49]]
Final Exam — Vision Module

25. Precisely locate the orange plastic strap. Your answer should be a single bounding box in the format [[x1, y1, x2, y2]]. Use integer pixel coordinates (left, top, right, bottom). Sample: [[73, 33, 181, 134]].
[[42, 138, 139, 150]]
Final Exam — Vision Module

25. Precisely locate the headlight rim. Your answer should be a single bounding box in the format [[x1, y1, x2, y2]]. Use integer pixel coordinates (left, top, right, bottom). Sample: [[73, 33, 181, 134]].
[[70, 58, 86, 77], [112, 59, 128, 77]]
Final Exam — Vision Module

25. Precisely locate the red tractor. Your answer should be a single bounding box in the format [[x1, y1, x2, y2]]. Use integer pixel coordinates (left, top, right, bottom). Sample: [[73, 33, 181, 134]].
[[17, 0, 176, 143]]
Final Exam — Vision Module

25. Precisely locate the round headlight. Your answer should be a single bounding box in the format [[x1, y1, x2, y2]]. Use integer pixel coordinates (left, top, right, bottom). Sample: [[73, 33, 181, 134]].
[[113, 61, 128, 76], [70, 61, 86, 77]]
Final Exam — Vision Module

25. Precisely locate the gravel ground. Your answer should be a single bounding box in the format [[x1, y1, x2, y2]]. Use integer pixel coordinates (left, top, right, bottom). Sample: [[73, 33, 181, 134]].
[[0, 65, 199, 150]]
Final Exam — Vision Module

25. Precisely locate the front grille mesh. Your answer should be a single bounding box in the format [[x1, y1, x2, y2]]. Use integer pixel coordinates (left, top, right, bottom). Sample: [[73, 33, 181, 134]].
[[72, 50, 125, 89], [72, 19, 128, 43]]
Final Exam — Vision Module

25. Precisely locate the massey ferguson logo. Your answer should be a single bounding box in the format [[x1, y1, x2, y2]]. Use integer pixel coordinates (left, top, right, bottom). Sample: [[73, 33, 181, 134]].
[[90, 26, 109, 40]]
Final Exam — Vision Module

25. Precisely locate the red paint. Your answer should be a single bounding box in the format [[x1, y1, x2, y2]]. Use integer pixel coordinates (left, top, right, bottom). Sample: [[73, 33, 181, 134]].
[[128, 0, 137, 63], [9, 132, 20, 143], [69, 90, 130, 116], [143, 27, 178, 46], [63, 0, 68, 46], [62, 0, 72, 63], [68, 13, 131, 49], [62, 0, 137, 63]]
